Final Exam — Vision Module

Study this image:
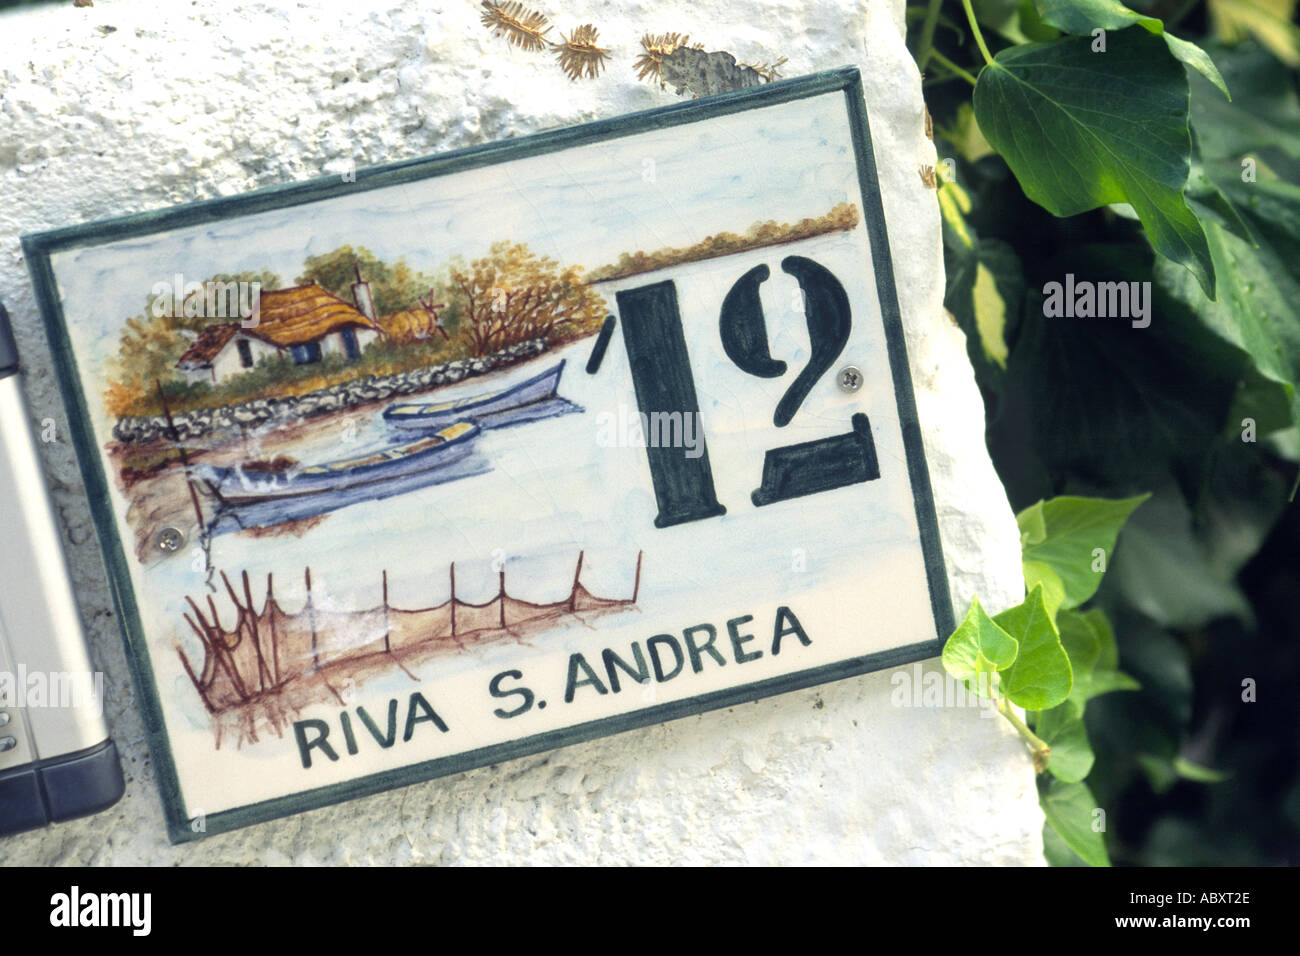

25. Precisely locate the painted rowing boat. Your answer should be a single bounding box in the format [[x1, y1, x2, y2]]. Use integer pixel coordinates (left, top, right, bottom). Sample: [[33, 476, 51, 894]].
[[382, 359, 566, 431], [196, 421, 480, 504]]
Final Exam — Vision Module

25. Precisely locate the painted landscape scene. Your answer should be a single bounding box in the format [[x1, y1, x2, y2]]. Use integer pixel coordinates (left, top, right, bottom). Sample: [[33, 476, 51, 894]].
[[101, 203, 861, 561]]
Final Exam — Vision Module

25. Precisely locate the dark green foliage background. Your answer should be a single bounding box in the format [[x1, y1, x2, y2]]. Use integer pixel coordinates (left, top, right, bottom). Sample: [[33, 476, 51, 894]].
[[912, 1, 1300, 864]]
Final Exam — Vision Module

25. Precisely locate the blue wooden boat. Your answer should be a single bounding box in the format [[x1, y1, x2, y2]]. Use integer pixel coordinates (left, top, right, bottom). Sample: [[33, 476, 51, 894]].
[[382, 360, 566, 432], [196, 421, 480, 505]]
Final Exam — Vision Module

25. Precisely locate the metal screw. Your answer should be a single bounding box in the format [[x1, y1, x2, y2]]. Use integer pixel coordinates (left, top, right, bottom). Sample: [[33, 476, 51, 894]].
[[838, 366, 863, 392], [155, 527, 185, 552]]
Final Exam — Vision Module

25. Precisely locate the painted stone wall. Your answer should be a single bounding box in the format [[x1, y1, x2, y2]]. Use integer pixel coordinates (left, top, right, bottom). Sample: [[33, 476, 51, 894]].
[[0, 0, 1040, 864]]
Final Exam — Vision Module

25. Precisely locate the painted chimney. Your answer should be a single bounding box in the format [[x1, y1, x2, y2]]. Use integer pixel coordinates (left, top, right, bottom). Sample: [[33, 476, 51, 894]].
[[351, 261, 377, 322]]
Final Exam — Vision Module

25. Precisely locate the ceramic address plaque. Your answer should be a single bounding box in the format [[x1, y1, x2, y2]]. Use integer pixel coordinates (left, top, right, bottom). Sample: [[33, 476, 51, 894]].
[[25, 67, 953, 841]]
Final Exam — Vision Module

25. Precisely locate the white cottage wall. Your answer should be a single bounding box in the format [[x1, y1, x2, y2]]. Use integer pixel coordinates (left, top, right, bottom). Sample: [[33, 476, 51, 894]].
[[0, 0, 1039, 865]]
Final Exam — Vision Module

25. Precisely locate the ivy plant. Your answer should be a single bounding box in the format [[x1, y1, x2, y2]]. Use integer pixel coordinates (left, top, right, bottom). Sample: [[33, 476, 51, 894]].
[[943, 495, 1145, 865], [912, 0, 1299, 864]]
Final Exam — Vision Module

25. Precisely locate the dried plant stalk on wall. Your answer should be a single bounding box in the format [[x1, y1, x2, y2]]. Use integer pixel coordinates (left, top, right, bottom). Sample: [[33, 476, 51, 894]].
[[636, 33, 789, 97], [634, 31, 694, 82], [554, 24, 610, 81], [480, 9, 792, 91], [480, 0, 552, 53]]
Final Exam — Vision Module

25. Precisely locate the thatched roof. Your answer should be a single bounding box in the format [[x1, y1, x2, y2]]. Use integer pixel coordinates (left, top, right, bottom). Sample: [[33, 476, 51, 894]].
[[174, 284, 382, 369], [248, 284, 381, 346], [176, 323, 238, 369]]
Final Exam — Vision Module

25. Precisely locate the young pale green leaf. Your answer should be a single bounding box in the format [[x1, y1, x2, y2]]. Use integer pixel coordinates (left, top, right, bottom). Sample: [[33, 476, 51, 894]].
[[1042, 820, 1090, 866], [973, 29, 1215, 297], [1035, 706, 1096, 782], [1017, 494, 1149, 610], [936, 103, 994, 163], [1036, 0, 1230, 98], [1058, 607, 1141, 714], [1022, 559, 1065, 619], [1087, 670, 1142, 696], [994, 585, 1072, 710], [941, 597, 1019, 697], [1018, 0, 1062, 41], [974, 0, 1060, 43], [1057, 607, 1102, 674], [1041, 779, 1111, 866]]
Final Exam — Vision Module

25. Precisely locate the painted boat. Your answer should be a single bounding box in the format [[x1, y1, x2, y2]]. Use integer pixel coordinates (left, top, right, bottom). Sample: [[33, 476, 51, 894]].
[[196, 421, 480, 504], [382, 359, 566, 431]]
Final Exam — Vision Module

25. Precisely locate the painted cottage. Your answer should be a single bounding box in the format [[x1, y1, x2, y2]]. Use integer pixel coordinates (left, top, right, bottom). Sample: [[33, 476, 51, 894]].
[[176, 273, 383, 385]]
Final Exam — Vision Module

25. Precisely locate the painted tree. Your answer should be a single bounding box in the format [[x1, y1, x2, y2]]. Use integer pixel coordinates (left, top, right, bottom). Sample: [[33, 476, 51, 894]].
[[105, 270, 280, 418], [447, 241, 608, 356], [297, 246, 439, 317]]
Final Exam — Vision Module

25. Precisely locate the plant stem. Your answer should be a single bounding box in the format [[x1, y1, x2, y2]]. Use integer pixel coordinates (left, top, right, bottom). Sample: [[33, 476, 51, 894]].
[[997, 697, 1052, 771], [915, 0, 945, 69], [959, 0, 996, 67], [929, 49, 979, 86]]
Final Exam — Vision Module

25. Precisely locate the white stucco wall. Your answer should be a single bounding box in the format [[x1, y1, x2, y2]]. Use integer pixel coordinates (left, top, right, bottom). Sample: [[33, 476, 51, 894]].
[[0, 0, 1039, 864]]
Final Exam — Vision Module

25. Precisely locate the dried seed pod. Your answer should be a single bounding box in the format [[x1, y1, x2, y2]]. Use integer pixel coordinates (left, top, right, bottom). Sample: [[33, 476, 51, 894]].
[[480, 0, 552, 53], [736, 56, 788, 83], [635, 32, 692, 83], [555, 24, 610, 81]]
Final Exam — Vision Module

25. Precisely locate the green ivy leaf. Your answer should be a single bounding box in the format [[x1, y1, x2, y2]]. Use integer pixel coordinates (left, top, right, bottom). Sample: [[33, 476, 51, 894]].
[[1157, 218, 1300, 452], [1057, 608, 1140, 716], [1042, 819, 1090, 865], [974, 0, 1060, 43], [1057, 607, 1102, 674], [941, 597, 1019, 697], [989, 242, 1275, 496], [973, 29, 1215, 296], [942, 224, 1021, 379], [994, 585, 1072, 710], [1035, 706, 1095, 782], [936, 103, 995, 163], [1041, 779, 1110, 866], [1109, 487, 1252, 627], [937, 177, 975, 249], [1017, 494, 1149, 610], [1189, 40, 1300, 168], [1037, 0, 1231, 98], [1039, 0, 1160, 32], [1022, 560, 1066, 618]]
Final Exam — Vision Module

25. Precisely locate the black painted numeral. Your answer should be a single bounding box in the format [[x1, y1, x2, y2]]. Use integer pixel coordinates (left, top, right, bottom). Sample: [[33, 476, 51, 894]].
[[614, 258, 879, 527], [615, 281, 727, 528], [751, 413, 880, 506]]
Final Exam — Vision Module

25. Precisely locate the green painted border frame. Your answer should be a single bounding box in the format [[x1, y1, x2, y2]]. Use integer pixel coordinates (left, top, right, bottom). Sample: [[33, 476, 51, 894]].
[[23, 66, 955, 844]]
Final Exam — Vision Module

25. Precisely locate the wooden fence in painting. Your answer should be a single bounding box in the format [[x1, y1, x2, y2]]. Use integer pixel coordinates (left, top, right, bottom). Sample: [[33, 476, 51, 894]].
[[178, 551, 641, 746]]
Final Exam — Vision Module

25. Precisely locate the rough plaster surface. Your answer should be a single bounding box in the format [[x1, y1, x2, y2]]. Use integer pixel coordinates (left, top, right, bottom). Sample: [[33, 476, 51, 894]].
[[0, 0, 1039, 864]]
